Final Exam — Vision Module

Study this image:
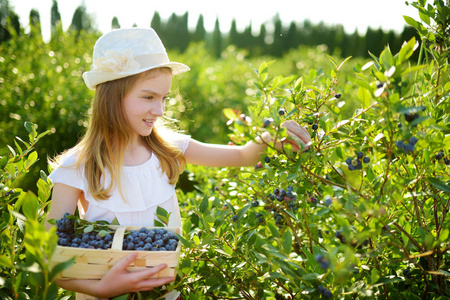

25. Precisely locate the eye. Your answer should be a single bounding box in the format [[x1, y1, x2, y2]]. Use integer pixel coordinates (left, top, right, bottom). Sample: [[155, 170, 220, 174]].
[[144, 95, 154, 100]]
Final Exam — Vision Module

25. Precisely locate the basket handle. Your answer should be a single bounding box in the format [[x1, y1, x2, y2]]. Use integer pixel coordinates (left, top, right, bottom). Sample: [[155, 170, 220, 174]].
[[111, 226, 127, 250]]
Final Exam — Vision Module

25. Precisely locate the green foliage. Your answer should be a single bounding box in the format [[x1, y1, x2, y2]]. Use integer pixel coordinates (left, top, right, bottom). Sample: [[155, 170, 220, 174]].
[[173, 3, 450, 298], [0, 122, 71, 299]]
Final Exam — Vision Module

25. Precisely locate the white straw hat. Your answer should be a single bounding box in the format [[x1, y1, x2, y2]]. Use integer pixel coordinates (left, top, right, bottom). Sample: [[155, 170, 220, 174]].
[[82, 28, 190, 90]]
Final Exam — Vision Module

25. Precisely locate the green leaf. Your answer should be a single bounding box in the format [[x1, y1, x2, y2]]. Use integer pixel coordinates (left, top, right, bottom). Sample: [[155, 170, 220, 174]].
[[49, 257, 75, 281], [267, 222, 280, 238], [176, 233, 191, 247], [403, 16, 421, 30], [302, 273, 319, 281], [237, 204, 251, 220], [223, 108, 237, 120], [0, 255, 12, 268], [153, 220, 165, 227], [155, 206, 170, 226], [199, 196, 209, 213], [379, 46, 395, 70], [398, 37, 416, 63], [7, 145, 16, 157], [281, 229, 292, 253], [427, 178, 450, 194], [0, 155, 8, 170], [22, 191, 38, 221], [83, 224, 94, 233], [357, 87, 371, 107], [24, 121, 35, 133]]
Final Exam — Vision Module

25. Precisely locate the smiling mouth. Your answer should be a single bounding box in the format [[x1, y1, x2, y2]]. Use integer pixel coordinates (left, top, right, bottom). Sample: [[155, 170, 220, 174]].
[[143, 119, 155, 126]]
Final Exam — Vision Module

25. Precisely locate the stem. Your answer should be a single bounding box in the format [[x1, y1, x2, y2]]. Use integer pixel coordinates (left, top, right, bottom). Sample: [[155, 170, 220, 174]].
[[392, 222, 424, 252]]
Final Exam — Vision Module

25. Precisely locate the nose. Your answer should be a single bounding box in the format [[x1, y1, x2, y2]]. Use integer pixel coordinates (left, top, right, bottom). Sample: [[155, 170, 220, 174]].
[[150, 100, 165, 117]]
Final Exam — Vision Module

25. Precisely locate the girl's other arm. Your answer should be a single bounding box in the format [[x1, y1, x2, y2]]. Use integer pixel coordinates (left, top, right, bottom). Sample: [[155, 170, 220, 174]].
[[45, 183, 81, 230], [185, 120, 311, 167]]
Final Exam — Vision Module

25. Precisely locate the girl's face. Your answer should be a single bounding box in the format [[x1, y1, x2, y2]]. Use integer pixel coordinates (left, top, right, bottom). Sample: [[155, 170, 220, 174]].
[[123, 71, 172, 141]]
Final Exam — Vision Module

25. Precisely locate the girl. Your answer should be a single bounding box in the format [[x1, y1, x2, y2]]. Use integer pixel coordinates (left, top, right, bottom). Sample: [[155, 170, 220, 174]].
[[45, 28, 311, 299]]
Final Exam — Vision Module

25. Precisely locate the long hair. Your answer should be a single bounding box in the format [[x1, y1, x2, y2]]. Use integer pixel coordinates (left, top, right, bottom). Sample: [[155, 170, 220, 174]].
[[50, 68, 186, 200]]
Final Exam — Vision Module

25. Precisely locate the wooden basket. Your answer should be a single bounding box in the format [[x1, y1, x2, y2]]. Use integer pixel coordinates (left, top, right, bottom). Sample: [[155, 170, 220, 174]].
[[50, 226, 181, 280]]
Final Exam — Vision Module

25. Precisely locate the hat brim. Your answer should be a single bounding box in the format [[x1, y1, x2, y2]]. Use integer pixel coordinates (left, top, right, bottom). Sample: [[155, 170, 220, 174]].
[[83, 62, 190, 90]]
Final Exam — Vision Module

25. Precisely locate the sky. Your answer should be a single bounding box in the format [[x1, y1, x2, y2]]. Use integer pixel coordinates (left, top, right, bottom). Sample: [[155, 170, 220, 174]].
[[8, 0, 420, 42]]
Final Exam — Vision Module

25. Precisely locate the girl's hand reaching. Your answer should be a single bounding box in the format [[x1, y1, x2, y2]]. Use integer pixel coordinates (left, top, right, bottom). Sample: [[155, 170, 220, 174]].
[[280, 120, 312, 152], [260, 120, 312, 152], [58, 252, 175, 298]]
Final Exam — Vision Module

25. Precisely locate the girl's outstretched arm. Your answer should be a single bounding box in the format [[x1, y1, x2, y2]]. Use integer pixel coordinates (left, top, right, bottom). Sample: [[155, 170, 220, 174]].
[[185, 120, 311, 167]]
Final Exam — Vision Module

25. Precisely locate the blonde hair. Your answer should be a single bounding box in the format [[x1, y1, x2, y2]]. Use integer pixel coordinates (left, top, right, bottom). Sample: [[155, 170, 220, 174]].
[[50, 68, 186, 200]]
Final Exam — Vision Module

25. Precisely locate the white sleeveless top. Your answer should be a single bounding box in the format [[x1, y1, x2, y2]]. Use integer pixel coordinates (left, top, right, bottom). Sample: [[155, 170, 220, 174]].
[[48, 133, 190, 228]]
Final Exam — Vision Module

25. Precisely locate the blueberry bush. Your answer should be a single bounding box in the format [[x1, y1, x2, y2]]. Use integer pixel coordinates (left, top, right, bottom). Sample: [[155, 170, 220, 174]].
[[174, 1, 450, 298], [0, 122, 72, 299]]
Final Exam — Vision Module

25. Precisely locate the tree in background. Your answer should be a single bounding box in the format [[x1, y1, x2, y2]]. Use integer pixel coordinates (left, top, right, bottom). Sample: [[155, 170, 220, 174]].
[[192, 14, 206, 43], [212, 17, 222, 58], [111, 16, 120, 29], [0, 0, 20, 43], [29, 9, 41, 38], [50, 0, 61, 33], [229, 19, 239, 47], [150, 11, 162, 32], [69, 3, 93, 37]]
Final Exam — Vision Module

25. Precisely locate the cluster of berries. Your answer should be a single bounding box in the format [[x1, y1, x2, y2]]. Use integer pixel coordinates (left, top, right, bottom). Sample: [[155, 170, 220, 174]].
[[396, 136, 418, 154], [435, 151, 450, 165], [255, 213, 265, 224], [315, 254, 330, 270], [270, 186, 299, 212], [317, 285, 333, 298], [122, 227, 178, 251], [345, 151, 370, 171], [4, 189, 15, 197], [56, 213, 114, 249], [306, 194, 319, 204]]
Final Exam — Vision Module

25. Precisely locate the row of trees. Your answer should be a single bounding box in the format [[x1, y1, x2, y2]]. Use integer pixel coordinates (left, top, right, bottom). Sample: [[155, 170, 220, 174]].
[[1, 0, 419, 59]]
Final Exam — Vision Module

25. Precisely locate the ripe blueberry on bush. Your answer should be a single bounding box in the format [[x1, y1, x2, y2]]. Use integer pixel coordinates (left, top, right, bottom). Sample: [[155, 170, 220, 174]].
[[312, 123, 318, 130], [396, 140, 405, 149], [254, 161, 263, 169], [363, 156, 370, 163], [278, 108, 286, 116], [252, 200, 259, 207], [404, 112, 420, 123], [232, 215, 238, 222], [264, 156, 271, 163], [444, 158, 450, 165], [263, 119, 272, 128], [435, 151, 445, 160], [323, 289, 332, 298], [315, 254, 330, 270], [335, 93, 342, 99]]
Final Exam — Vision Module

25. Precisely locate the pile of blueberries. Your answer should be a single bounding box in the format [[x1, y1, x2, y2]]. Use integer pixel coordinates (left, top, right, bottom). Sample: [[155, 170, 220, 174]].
[[345, 151, 370, 171], [56, 213, 114, 249], [122, 227, 179, 251]]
